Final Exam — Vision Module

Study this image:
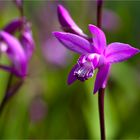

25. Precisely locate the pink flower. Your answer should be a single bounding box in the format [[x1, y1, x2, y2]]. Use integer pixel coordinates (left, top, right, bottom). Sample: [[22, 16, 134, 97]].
[[53, 5, 139, 93]]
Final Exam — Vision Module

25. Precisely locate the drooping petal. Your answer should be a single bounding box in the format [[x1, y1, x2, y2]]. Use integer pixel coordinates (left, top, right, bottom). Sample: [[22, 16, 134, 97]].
[[53, 32, 92, 54], [57, 4, 87, 37], [105, 43, 140, 63], [88, 24, 106, 53], [67, 64, 78, 85], [3, 18, 23, 34], [94, 63, 111, 94], [20, 22, 35, 60], [0, 31, 27, 77]]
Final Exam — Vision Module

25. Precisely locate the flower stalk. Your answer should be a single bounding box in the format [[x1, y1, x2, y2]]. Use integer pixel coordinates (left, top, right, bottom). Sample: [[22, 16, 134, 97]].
[[97, 0, 103, 28], [97, 0, 106, 139], [14, 0, 24, 17], [98, 88, 105, 140], [0, 77, 23, 114]]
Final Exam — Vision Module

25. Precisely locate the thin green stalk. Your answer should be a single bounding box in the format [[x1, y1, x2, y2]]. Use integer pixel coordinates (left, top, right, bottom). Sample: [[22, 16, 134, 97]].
[[0, 75, 23, 114]]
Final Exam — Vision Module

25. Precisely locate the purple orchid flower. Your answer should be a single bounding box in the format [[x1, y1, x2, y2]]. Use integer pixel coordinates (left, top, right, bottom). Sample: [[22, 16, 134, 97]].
[[0, 18, 34, 77], [0, 30, 27, 77], [53, 5, 139, 94]]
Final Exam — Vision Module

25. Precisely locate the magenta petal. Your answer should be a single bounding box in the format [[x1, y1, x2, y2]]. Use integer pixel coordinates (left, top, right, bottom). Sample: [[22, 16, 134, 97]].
[[94, 64, 110, 94], [53, 32, 92, 54], [88, 24, 106, 53], [67, 64, 78, 85], [0, 31, 27, 77], [3, 18, 23, 34], [20, 23, 35, 60], [57, 5, 87, 37], [105, 43, 140, 63]]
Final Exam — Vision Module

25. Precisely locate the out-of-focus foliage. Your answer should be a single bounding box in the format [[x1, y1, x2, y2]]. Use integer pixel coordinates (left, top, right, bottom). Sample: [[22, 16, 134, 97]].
[[0, 0, 140, 139]]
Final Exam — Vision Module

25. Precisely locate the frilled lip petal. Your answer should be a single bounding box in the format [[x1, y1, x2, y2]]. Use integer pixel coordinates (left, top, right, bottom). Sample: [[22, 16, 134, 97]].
[[57, 4, 87, 37], [88, 24, 106, 53], [105, 43, 140, 63], [0, 31, 27, 77], [67, 64, 78, 85], [94, 63, 111, 94], [3, 18, 24, 34], [53, 31, 92, 54]]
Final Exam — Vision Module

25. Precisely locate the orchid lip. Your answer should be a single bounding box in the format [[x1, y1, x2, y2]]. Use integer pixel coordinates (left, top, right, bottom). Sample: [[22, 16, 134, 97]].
[[74, 53, 103, 82], [74, 64, 94, 81]]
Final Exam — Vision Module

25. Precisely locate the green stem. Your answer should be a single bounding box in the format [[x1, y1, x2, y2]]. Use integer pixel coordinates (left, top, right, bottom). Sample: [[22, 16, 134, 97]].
[[0, 73, 23, 114]]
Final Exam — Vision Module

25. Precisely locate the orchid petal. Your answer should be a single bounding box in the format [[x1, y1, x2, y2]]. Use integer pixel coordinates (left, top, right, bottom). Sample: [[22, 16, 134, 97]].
[[3, 18, 23, 34], [67, 64, 78, 85], [53, 32, 92, 54], [105, 43, 139, 63], [89, 24, 106, 53], [94, 64, 110, 94], [0, 31, 27, 77], [58, 5, 87, 37], [20, 23, 35, 60]]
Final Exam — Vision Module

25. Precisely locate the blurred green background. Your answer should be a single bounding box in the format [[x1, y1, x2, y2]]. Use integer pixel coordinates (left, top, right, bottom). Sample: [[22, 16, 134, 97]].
[[0, 0, 140, 139]]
